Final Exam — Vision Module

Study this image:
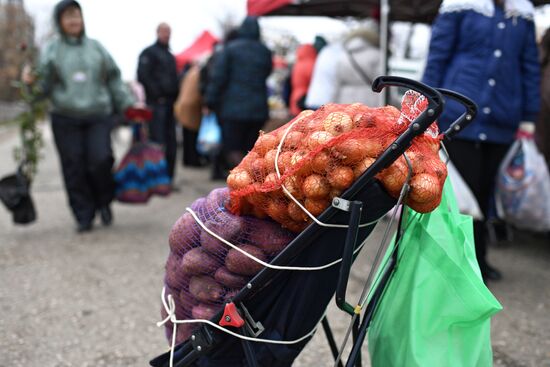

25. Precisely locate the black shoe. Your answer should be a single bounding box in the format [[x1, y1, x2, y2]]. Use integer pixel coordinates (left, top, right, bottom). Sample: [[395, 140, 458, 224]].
[[481, 263, 502, 282], [99, 206, 113, 226], [77, 222, 93, 233]]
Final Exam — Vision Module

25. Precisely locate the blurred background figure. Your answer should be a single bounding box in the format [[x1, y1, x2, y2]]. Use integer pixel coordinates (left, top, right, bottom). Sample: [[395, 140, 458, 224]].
[[137, 22, 179, 184], [305, 25, 380, 109], [205, 16, 272, 178], [289, 44, 317, 116], [422, 0, 540, 282], [174, 60, 204, 167], [537, 27, 550, 167], [26, 0, 134, 232]]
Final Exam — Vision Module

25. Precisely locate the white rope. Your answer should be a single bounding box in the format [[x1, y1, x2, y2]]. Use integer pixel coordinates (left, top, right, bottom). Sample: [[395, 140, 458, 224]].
[[273, 112, 383, 229], [186, 207, 372, 271], [157, 287, 326, 367]]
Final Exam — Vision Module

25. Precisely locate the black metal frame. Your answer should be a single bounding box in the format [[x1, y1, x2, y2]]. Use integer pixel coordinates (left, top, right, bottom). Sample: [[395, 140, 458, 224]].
[[150, 77, 477, 367]]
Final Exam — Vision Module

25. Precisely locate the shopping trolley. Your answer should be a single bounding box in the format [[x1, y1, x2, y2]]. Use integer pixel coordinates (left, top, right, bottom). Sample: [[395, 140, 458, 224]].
[[150, 76, 477, 367]]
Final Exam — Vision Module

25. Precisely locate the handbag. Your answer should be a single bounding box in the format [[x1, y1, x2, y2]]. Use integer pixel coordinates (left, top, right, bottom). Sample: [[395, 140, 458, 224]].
[[368, 180, 502, 367], [196, 113, 221, 156], [114, 124, 171, 203], [0, 165, 37, 224], [495, 137, 550, 232]]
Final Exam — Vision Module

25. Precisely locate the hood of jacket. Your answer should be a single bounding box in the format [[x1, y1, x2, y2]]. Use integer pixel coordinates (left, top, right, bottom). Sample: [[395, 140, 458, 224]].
[[237, 16, 260, 40], [53, 0, 85, 39]]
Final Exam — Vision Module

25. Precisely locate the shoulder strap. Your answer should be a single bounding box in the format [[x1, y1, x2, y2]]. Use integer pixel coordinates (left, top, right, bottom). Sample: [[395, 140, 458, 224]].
[[344, 47, 373, 86]]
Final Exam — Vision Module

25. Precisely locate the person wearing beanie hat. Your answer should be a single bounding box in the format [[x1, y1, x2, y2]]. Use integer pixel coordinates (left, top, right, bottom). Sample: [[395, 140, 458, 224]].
[[29, 0, 135, 232]]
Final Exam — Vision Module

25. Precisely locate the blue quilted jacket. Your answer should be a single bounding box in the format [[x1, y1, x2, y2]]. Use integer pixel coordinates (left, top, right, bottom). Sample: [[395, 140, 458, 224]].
[[422, 6, 540, 144], [205, 17, 272, 122]]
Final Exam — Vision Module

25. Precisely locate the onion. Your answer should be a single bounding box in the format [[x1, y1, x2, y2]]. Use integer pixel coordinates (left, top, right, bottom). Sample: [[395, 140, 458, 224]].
[[409, 173, 440, 203], [307, 131, 333, 150], [305, 198, 330, 217], [302, 174, 331, 199], [263, 172, 280, 187], [277, 151, 294, 174], [327, 166, 355, 190], [290, 150, 312, 175], [430, 157, 448, 185], [283, 131, 305, 150], [363, 138, 385, 158], [250, 157, 268, 178], [311, 150, 332, 174], [353, 157, 376, 179], [379, 157, 409, 196], [283, 175, 304, 199], [287, 201, 308, 222], [407, 194, 442, 213], [264, 149, 277, 171], [283, 221, 308, 233], [323, 112, 354, 136], [227, 169, 253, 190], [240, 151, 260, 171], [332, 139, 367, 165], [266, 198, 290, 222], [254, 132, 279, 155]]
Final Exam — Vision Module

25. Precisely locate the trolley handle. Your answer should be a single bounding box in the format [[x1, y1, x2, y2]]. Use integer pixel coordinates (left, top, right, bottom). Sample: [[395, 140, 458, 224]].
[[436, 88, 478, 140], [341, 76, 444, 200]]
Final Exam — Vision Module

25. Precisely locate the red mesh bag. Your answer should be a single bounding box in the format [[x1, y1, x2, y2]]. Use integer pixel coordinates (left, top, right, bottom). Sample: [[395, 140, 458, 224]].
[[162, 187, 296, 344], [227, 91, 447, 232]]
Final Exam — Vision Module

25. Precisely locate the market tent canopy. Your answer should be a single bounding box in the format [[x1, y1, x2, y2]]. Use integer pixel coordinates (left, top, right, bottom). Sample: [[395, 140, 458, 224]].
[[247, 0, 550, 24], [175, 30, 218, 72]]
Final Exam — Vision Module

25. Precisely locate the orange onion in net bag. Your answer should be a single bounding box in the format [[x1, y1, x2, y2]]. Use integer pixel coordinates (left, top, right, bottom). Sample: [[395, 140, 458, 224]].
[[327, 166, 355, 190], [227, 94, 448, 230], [311, 150, 333, 174], [323, 111, 354, 136], [409, 173, 441, 204], [332, 138, 368, 165]]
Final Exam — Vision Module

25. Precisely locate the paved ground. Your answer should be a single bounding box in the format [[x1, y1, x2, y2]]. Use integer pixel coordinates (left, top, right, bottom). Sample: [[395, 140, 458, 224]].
[[0, 123, 549, 367]]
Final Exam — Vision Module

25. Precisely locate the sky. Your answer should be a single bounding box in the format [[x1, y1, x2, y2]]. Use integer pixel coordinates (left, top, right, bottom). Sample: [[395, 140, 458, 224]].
[[23, 0, 348, 80]]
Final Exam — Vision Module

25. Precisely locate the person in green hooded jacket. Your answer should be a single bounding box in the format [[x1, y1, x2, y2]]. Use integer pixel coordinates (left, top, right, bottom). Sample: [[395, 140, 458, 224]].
[[28, 0, 134, 232]]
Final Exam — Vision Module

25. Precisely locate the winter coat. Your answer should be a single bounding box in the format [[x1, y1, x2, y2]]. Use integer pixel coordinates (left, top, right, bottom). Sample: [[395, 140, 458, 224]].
[[290, 44, 317, 116], [137, 41, 179, 104], [306, 36, 380, 108], [422, 0, 540, 144], [38, 8, 133, 118], [205, 16, 272, 122], [174, 64, 202, 131], [536, 65, 550, 165]]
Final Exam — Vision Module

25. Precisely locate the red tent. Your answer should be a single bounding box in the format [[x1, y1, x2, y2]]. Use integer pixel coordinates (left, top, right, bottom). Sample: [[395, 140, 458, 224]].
[[175, 30, 218, 72]]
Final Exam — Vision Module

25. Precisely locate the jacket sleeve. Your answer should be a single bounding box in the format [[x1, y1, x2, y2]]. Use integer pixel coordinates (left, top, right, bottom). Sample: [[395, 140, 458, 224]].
[[520, 20, 541, 122], [36, 42, 57, 98], [137, 48, 161, 101], [421, 11, 462, 88], [99, 43, 135, 113], [204, 50, 230, 110]]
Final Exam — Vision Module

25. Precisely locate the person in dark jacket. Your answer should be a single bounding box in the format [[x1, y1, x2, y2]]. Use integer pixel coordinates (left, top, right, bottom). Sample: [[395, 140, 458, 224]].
[[205, 16, 272, 173], [29, 0, 134, 232], [137, 23, 179, 181], [537, 28, 550, 167], [422, 0, 540, 282]]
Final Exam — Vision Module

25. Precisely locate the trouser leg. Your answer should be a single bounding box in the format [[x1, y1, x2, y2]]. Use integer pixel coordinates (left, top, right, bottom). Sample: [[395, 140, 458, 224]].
[[84, 115, 115, 209], [51, 114, 95, 224], [149, 102, 177, 181]]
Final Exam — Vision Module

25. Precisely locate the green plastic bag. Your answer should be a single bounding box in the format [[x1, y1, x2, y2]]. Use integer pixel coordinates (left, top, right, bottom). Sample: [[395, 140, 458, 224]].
[[368, 180, 502, 367]]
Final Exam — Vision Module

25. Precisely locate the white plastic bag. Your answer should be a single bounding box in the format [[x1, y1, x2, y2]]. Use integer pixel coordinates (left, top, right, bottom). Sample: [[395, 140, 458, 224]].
[[495, 138, 550, 232], [439, 152, 484, 220]]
